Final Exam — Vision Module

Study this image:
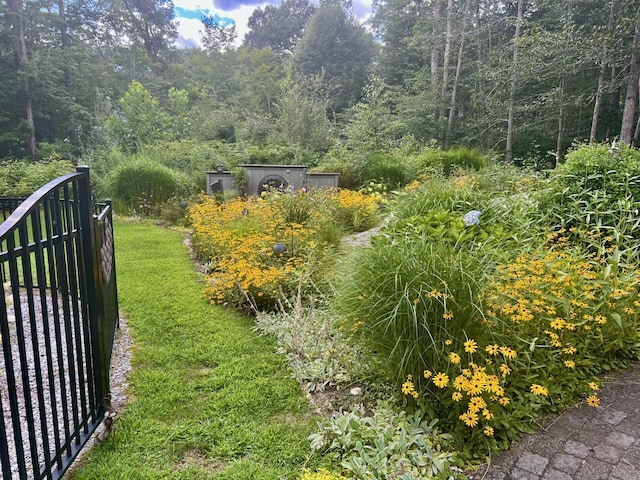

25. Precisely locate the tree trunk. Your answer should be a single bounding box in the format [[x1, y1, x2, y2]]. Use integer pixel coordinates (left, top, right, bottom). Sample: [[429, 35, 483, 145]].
[[505, 0, 524, 163], [440, 0, 454, 109], [8, 0, 36, 161], [431, 1, 443, 95], [590, 0, 617, 144], [633, 91, 640, 146], [556, 78, 566, 165], [58, 0, 71, 94], [620, 16, 640, 145], [445, 0, 471, 148]]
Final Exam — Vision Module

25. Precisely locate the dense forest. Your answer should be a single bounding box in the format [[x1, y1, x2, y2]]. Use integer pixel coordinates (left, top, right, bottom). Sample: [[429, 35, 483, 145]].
[[1, 0, 639, 171]]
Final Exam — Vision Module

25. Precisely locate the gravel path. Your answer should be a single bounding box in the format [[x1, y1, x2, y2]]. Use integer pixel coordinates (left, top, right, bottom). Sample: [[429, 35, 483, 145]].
[[1, 285, 131, 479]]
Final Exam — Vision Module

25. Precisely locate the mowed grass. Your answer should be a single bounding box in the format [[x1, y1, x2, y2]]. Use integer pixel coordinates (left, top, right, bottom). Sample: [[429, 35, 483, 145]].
[[70, 220, 319, 479]]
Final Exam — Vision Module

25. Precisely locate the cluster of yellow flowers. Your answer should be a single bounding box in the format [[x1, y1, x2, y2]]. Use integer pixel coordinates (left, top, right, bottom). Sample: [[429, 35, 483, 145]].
[[189, 188, 382, 308]]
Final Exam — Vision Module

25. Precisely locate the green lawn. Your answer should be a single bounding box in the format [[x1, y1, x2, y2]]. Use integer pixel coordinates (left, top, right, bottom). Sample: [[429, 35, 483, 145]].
[[70, 220, 320, 479]]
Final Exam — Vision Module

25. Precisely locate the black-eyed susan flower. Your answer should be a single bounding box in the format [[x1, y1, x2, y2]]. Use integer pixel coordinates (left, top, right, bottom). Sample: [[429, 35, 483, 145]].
[[464, 339, 478, 353], [588, 382, 599, 391], [485, 344, 499, 355], [443, 310, 454, 320], [459, 411, 479, 427], [484, 426, 494, 437], [449, 352, 461, 364], [499, 396, 510, 406], [564, 360, 576, 369], [499, 364, 512, 377], [444, 339, 453, 346], [530, 384, 549, 396], [452, 392, 463, 402], [587, 395, 600, 407], [423, 369, 432, 379], [433, 372, 449, 388]]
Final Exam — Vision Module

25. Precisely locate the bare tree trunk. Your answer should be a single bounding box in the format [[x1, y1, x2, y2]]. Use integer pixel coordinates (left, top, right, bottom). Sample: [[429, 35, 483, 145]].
[[8, 0, 36, 161], [505, 0, 524, 164], [620, 16, 640, 145], [58, 0, 71, 94], [556, 78, 566, 165], [590, 0, 617, 144], [431, 1, 443, 97], [633, 91, 640, 146], [440, 0, 454, 107], [445, 0, 471, 148]]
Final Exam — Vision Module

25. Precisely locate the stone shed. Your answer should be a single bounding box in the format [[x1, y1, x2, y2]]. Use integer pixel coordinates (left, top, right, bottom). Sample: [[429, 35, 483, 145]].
[[206, 164, 339, 196]]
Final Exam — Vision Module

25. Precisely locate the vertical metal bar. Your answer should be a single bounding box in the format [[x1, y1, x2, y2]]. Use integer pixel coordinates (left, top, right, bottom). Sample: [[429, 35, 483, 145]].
[[50, 189, 73, 461], [31, 204, 58, 479], [57, 183, 81, 458], [20, 210, 54, 478], [42, 193, 64, 473], [7, 229, 40, 479], [76, 166, 106, 420], [0, 281, 15, 479]]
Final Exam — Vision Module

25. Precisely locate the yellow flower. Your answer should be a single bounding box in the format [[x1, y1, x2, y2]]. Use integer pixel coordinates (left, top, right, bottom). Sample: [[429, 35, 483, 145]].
[[586, 395, 600, 407], [482, 408, 494, 420], [485, 344, 499, 355], [563, 346, 577, 354], [423, 370, 433, 379], [433, 372, 449, 388], [401, 381, 415, 395], [445, 339, 453, 346], [499, 364, 512, 377], [550, 318, 565, 330], [411, 390, 419, 399], [443, 310, 454, 319], [459, 411, 479, 428], [595, 315, 607, 325], [449, 352, 461, 364], [530, 384, 549, 396], [453, 376, 467, 391], [484, 426, 494, 437], [499, 397, 510, 406], [452, 392, 463, 402], [499, 346, 517, 359], [464, 339, 478, 353], [588, 382, 599, 391], [564, 360, 576, 369], [468, 396, 487, 413]]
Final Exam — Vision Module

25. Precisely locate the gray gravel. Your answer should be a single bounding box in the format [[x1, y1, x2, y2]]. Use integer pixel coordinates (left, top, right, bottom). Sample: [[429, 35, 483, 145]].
[[1, 286, 131, 479]]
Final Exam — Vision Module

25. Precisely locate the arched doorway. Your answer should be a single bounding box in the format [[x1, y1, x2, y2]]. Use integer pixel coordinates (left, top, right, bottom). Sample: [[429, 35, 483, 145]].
[[258, 175, 288, 194]]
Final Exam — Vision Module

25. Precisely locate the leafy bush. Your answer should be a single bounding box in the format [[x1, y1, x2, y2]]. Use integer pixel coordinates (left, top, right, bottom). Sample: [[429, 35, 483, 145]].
[[537, 143, 640, 253], [416, 147, 488, 176], [104, 159, 197, 211], [0, 158, 75, 197], [309, 403, 464, 479]]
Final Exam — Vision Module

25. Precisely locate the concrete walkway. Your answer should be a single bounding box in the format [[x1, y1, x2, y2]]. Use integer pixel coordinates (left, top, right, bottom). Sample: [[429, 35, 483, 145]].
[[469, 364, 640, 479]]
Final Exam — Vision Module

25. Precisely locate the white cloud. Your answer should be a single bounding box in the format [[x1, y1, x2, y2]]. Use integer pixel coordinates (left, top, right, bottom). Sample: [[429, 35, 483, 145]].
[[173, 0, 373, 49]]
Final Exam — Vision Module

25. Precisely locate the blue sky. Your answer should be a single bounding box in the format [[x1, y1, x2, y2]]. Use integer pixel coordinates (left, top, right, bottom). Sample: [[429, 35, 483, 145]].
[[172, 0, 373, 48]]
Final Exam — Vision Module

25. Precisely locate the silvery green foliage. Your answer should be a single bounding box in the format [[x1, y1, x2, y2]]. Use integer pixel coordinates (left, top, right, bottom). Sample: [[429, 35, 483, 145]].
[[310, 403, 463, 479], [254, 294, 363, 392]]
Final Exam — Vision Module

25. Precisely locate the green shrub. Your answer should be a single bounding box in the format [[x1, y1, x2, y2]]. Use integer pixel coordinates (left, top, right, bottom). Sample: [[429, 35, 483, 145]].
[[416, 147, 487, 176], [537, 143, 640, 252], [0, 158, 75, 197], [105, 160, 197, 211]]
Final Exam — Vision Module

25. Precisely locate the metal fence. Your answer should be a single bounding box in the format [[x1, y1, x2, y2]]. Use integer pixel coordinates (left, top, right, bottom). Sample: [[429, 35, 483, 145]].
[[0, 166, 118, 479]]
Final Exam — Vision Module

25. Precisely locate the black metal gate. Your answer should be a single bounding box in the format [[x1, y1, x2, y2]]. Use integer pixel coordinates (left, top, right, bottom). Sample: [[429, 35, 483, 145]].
[[0, 166, 118, 479]]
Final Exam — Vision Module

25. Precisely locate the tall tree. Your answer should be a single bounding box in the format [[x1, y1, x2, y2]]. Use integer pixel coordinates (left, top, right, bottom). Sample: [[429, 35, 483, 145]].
[[7, 0, 36, 160], [505, 0, 524, 163], [620, 11, 640, 145], [293, 0, 375, 112], [243, 0, 315, 56]]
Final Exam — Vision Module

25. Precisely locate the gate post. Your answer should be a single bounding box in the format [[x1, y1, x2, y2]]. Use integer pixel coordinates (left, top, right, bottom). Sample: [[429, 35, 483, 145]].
[[76, 166, 107, 417]]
